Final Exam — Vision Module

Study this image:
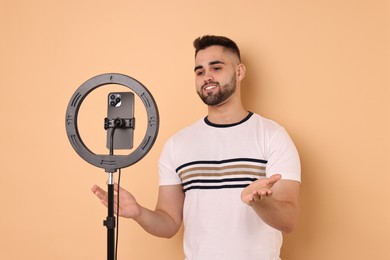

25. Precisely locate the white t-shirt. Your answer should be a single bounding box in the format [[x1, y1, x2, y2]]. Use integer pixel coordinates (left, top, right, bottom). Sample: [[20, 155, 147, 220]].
[[159, 112, 301, 260]]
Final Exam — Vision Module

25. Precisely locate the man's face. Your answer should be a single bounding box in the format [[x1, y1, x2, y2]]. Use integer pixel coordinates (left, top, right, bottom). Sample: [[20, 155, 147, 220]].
[[194, 45, 238, 106]]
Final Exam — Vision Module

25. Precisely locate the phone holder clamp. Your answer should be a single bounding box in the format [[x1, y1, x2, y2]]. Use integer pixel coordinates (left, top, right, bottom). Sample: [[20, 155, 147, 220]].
[[104, 117, 135, 130]]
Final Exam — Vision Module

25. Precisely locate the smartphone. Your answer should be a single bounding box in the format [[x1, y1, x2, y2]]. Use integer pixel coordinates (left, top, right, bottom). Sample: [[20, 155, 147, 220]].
[[106, 92, 135, 150]]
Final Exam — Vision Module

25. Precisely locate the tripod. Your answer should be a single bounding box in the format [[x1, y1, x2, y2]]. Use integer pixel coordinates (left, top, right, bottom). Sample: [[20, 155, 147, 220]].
[[104, 172, 116, 260]]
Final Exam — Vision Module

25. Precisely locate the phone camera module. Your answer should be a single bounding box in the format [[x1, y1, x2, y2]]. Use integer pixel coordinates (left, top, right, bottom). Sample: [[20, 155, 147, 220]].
[[109, 94, 121, 107]]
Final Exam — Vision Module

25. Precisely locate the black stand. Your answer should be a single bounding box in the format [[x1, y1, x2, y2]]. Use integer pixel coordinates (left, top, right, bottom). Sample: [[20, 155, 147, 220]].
[[65, 73, 160, 260], [103, 172, 116, 260], [103, 117, 132, 260]]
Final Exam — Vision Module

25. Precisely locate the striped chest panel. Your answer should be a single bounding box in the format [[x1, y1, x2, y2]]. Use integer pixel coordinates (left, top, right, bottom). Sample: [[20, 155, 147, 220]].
[[176, 158, 267, 192]]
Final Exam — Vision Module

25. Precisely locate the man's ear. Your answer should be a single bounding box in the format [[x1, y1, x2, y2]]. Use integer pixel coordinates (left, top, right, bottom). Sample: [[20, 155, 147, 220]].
[[237, 63, 246, 81]]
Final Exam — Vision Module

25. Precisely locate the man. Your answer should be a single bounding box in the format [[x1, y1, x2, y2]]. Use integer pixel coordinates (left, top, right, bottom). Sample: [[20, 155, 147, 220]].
[[92, 35, 301, 260]]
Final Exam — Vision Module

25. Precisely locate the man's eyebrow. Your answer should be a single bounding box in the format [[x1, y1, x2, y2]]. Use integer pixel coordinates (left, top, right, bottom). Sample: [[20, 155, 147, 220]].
[[194, 60, 225, 72], [209, 60, 225, 66], [194, 65, 203, 72]]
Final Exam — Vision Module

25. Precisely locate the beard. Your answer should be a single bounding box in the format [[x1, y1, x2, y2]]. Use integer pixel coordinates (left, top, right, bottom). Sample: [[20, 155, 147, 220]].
[[197, 74, 237, 106]]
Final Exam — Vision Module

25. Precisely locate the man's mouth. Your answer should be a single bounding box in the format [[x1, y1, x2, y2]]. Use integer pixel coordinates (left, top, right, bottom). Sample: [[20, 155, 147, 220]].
[[203, 83, 219, 92]]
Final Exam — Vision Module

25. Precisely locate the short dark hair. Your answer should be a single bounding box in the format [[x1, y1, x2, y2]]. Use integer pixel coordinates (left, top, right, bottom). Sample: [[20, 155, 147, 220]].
[[193, 35, 241, 61]]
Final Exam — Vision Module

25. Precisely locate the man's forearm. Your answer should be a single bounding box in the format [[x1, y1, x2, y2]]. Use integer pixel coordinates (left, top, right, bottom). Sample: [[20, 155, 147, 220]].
[[251, 198, 299, 233], [134, 206, 182, 238]]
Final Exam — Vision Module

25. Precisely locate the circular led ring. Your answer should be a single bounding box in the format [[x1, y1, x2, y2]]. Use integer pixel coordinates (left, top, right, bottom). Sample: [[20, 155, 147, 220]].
[[65, 73, 159, 172]]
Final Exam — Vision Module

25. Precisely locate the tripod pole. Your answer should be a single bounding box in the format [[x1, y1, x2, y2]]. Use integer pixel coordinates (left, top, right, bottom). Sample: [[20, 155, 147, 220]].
[[104, 172, 116, 260]]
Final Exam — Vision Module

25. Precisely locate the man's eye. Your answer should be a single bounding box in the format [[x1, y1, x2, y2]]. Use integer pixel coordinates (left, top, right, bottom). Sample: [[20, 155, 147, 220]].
[[196, 71, 204, 76], [213, 67, 221, 71]]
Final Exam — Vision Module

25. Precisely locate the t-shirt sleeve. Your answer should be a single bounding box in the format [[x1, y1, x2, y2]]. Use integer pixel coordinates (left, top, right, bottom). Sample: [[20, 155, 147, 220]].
[[158, 137, 182, 186], [266, 127, 301, 182]]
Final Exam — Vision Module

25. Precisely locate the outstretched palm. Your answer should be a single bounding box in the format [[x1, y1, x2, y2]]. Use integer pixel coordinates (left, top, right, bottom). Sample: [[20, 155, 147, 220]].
[[241, 174, 281, 206], [92, 183, 141, 219]]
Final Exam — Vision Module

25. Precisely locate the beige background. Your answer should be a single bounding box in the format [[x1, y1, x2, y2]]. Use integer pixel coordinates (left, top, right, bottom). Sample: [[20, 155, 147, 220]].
[[1, 0, 389, 259]]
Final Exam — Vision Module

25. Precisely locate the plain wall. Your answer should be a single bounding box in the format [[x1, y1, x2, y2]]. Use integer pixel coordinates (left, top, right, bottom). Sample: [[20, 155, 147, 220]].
[[1, 0, 389, 259]]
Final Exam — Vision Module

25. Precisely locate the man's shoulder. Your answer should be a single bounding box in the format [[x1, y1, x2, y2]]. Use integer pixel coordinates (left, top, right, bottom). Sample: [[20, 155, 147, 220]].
[[169, 117, 206, 140], [250, 112, 283, 130]]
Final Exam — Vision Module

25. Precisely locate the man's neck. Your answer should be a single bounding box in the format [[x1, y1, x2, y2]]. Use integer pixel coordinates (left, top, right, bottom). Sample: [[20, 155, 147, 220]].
[[207, 102, 248, 125]]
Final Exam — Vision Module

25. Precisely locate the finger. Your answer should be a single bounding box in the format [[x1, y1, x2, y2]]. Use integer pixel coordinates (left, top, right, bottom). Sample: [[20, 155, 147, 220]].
[[114, 182, 127, 196], [263, 190, 273, 198], [255, 189, 273, 200], [247, 196, 255, 206], [91, 185, 107, 200], [268, 174, 282, 183], [100, 198, 109, 208], [114, 182, 120, 192], [91, 185, 100, 194], [265, 175, 281, 187], [252, 192, 260, 202], [243, 194, 255, 205]]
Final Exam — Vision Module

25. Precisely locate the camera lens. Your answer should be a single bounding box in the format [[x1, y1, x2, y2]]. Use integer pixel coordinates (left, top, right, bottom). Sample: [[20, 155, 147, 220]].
[[110, 94, 116, 100], [115, 97, 121, 103], [110, 100, 116, 106]]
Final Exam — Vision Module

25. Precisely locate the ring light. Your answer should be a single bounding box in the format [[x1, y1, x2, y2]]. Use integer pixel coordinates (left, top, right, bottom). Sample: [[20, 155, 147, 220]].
[[65, 73, 159, 173]]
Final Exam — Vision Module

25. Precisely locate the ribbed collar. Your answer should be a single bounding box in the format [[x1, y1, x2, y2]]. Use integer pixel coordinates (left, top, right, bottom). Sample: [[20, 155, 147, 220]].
[[204, 112, 253, 128]]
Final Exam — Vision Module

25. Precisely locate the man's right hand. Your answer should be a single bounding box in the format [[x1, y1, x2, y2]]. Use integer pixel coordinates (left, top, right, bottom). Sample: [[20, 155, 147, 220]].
[[91, 183, 141, 219]]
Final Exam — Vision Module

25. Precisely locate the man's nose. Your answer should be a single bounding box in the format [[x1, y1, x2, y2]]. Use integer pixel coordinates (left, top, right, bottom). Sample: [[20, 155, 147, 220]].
[[204, 70, 214, 82]]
